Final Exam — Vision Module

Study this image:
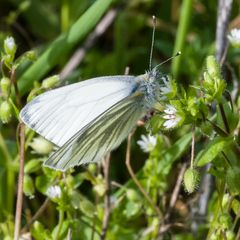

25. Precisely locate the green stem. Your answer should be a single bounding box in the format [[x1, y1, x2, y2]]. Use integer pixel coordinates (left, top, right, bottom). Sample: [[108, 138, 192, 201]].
[[0, 133, 12, 162], [61, 0, 69, 32], [171, 0, 193, 78], [54, 210, 64, 240], [0, 133, 14, 217]]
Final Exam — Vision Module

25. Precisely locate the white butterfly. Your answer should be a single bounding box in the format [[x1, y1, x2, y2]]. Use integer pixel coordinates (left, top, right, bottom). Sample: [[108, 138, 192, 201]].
[[20, 68, 165, 171]]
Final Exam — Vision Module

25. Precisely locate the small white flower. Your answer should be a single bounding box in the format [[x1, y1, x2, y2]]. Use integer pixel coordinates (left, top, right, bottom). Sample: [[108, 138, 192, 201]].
[[159, 76, 176, 99], [227, 28, 240, 48], [163, 105, 182, 129], [137, 134, 157, 153], [47, 185, 62, 199]]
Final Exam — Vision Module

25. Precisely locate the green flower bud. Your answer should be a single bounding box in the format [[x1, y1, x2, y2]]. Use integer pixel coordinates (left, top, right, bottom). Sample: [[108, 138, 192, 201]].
[[4, 36, 16, 57], [3, 54, 13, 68], [93, 183, 106, 196], [23, 174, 35, 197], [226, 167, 240, 195], [0, 101, 12, 123], [25, 50, 37, 61], [218, 213, 231, 229], [29, 137, 53, 155], [203, 56, 226, 102], [42, 75, 60, 89], [0, 77, 11, 95], [88, 163, 97, 174], [126, 189, 141, 202], [206, 56, 221, 79], [183, 168, 200, 194]]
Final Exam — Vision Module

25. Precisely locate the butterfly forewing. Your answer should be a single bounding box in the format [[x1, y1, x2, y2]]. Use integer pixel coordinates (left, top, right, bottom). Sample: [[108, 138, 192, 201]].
[[20, 76, 137, 147], [43, 93, 145, 171]]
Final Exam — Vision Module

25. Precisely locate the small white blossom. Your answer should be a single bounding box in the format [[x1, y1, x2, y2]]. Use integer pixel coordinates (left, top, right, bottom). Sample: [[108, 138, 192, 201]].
[[137, 134, 157, 153], [227, 28, 240, 48], [47, 185, 62, 199], [163, 105, 182, 129], [159, 76, 176, 99]]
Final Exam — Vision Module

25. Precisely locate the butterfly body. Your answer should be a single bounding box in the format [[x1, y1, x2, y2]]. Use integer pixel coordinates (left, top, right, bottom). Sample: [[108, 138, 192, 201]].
[[20, 68, 164, 171]]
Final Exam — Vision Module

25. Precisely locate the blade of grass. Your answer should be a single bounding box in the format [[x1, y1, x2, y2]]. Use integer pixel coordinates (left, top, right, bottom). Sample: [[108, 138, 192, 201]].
[[171, 0, 193, 78], [18, 0, 113, 95]]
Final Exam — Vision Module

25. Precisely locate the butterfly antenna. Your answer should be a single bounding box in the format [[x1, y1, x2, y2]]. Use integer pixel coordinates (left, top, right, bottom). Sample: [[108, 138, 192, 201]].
[[149, 15, 156, 71], [154, 51, 181, 70]]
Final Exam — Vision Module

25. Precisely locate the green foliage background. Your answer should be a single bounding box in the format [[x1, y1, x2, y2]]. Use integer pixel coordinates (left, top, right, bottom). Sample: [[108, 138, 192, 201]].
[[0, 0, 240, 239]]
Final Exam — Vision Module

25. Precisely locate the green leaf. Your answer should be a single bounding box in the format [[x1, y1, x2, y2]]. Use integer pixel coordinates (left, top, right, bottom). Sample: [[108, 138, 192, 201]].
[[18, 0, 113, 95], [196, 136, 233, 167]]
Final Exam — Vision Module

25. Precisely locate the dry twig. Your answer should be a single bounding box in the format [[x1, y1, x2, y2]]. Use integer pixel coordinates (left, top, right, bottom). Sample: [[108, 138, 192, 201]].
[[60, 9, 117, 80]]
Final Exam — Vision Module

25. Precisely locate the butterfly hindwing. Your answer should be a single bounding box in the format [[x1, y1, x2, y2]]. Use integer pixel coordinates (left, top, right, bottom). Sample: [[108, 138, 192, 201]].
[[43, 93, 145, 171]]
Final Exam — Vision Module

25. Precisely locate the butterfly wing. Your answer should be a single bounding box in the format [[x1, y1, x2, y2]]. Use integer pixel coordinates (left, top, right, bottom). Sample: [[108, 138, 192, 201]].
[[20, 76, 137, 147], [43, 93, 145, 171]]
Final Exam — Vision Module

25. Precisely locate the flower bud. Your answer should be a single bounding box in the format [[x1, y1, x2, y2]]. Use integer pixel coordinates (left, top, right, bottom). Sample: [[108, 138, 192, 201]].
[[0, 101, 12, 123], [88, 163, 97, 174], [42, 75, 60, 89], [29, 137, 53, 155], [4, 36, 16, 57], [23, 174, 35, 198], [218, 213, 231, 229], [0, 77, 11, 95], [206, 55, 221, 79], [183, 168, 200, 194], [25, 50, 37, 61], [93, 183, 106, 196], [203, 56, 226, 102], [3, 54, 13, 67]]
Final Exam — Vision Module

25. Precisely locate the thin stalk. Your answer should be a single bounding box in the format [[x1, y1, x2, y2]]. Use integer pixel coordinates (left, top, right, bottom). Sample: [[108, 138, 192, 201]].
[[125, 132, 162, 218], [100, 154, 111, 240], [54, 210, 64, 240], [14, 123, 25, 240], [171, 0, 193, 78], [190, 125, 195, 168], [21, 198, 50, 232]]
